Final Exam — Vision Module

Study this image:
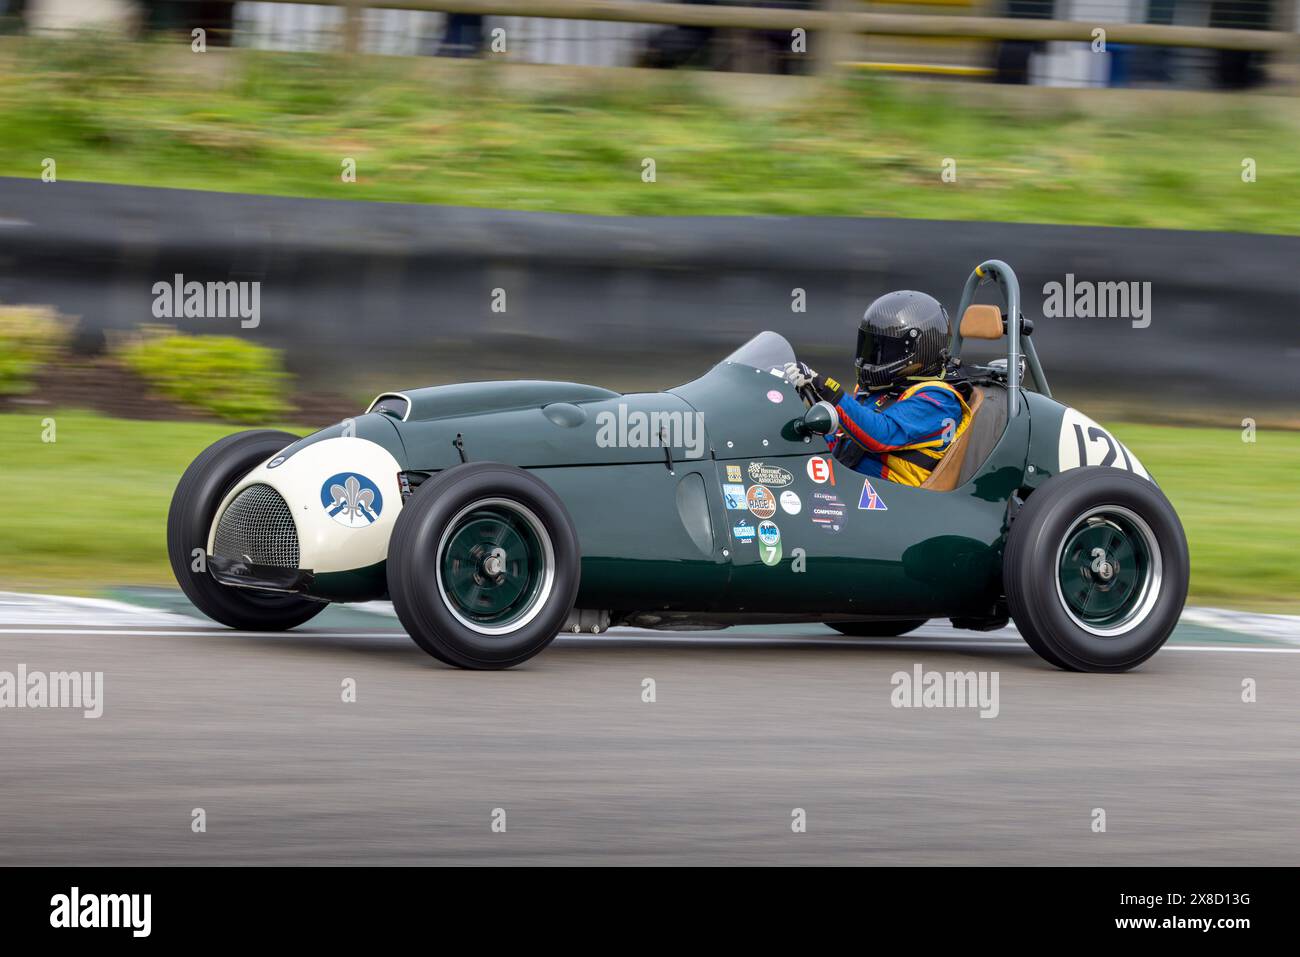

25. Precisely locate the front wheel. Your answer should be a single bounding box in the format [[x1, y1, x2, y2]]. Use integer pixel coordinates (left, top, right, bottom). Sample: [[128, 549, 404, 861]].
[[387, 462, 581, 669], [167, 430, 326, 631], [1004, 467, 1188, 672]]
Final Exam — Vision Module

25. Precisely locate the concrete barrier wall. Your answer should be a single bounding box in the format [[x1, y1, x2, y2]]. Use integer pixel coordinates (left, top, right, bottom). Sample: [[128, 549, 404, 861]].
[[1, 177, 1296, 412]]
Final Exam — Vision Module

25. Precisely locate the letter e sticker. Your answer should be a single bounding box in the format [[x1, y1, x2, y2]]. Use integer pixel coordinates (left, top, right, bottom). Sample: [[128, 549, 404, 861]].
[[807, 456, 834, 485]]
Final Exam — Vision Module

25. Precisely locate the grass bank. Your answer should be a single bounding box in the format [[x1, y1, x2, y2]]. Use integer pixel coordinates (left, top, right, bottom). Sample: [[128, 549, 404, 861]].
[[1, 38, 1297, 231]]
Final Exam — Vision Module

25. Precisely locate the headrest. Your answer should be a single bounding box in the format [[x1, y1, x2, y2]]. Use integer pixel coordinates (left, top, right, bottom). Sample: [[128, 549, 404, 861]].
[[960, 304, 1004, 340]]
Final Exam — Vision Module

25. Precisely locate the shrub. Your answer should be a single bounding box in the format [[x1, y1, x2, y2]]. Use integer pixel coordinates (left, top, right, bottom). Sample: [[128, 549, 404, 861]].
[[117, 326, 290, 424], [0, 305, 69, 396]]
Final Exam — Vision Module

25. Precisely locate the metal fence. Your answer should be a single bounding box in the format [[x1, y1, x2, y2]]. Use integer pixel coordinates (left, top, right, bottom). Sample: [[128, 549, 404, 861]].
[[226, 0, 1300, 88], [234, 3, 665, 64], [12, 0, 1300, 87]]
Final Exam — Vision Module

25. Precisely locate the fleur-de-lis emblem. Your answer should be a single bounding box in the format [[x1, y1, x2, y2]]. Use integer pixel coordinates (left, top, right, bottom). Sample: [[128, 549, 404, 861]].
[[328, 475, 377, 525]]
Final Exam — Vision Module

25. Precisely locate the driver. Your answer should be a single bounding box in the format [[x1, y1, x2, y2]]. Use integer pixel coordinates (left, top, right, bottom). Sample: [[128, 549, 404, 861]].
[[784, 290, 972, 487]]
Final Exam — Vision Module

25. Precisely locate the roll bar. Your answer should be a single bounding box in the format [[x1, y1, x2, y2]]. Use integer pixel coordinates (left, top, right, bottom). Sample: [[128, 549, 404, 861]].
[[949, 259, 1050, 416]]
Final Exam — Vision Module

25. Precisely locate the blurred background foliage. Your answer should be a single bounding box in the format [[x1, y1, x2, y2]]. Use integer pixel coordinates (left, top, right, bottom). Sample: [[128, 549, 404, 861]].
[[115, 324, 290, 422], [0, 304, 69, 395]]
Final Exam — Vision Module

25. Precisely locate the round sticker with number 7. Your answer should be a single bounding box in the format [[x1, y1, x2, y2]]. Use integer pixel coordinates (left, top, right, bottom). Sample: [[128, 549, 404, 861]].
[[758, 521, 782, 565]]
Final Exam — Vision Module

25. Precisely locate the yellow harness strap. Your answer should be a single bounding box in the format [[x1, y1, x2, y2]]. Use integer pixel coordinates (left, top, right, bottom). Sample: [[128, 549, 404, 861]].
[[878, 380, 973, 486]]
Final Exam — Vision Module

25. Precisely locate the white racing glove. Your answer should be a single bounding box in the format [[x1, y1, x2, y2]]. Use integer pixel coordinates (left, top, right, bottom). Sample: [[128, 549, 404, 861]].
[[782, 360, 817, 390]]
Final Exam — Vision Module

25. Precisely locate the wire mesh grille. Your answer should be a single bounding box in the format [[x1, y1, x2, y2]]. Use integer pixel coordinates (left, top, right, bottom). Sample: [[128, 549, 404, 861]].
[[213, 484, 301, 569]]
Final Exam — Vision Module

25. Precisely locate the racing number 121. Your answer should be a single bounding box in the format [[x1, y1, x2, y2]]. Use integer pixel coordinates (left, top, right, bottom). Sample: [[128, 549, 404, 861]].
[[1073, 423, 1133, 471]]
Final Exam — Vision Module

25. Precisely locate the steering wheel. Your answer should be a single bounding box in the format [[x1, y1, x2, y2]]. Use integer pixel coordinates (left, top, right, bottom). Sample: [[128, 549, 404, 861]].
[[796, 382, 820, 408]]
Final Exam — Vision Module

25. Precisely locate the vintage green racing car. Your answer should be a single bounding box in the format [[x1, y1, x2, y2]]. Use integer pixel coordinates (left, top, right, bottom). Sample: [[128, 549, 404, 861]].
[[168, 260, 1189, 672]]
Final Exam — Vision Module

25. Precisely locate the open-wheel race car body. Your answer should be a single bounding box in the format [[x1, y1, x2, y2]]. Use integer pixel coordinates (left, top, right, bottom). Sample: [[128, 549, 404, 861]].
[[169, 261, 1189, 671]]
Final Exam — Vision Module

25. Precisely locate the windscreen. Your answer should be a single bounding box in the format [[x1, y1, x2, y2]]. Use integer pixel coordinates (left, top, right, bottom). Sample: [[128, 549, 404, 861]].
[[721, 331, 796, 373]]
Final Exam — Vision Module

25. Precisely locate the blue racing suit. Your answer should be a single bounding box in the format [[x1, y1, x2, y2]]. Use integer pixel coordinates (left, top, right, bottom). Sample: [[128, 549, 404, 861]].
[[826, 379, 971, 487]]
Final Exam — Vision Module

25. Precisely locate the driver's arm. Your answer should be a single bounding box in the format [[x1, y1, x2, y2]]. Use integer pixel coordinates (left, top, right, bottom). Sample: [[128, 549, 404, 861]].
[[785, 362, 960, 453]]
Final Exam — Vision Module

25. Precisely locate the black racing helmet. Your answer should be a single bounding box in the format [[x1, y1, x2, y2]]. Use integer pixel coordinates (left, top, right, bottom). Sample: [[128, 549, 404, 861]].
[[854, 290, 951, 391]]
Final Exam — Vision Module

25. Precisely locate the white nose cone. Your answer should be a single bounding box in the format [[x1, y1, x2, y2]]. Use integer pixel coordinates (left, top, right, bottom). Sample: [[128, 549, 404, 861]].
[[209, 436, 404, 573]]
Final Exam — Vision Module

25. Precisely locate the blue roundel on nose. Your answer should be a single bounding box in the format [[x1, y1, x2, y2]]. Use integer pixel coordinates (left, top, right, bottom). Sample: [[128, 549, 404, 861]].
[[320, 472, 384, 528]]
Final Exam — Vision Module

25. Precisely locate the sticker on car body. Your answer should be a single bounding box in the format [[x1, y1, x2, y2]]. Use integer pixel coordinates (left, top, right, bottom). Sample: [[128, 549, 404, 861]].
[[806, 456, 835, 485], [810, 491, 846, 533], [747, 485, 777, 518], [747, 462, 794, 488], [758, 520, 782, 565], [857, 478, 888, 511]]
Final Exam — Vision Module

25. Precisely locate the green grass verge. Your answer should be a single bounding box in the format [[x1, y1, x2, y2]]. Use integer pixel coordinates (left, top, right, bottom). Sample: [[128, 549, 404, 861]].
[[0, 411, 289, 594], [1108, 423, 1300, 613], [1, 38, 1297, 232], [3, 410, 1296, 610]]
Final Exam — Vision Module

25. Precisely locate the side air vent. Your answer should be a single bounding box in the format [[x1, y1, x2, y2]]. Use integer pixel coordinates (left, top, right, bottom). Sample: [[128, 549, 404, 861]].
[[675, 472, 715, 558], [213, 484, 300, 569]]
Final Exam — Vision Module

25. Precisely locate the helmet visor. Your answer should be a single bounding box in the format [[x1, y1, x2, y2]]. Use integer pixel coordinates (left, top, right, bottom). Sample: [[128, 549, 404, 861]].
[[856, 327, 914, 369]]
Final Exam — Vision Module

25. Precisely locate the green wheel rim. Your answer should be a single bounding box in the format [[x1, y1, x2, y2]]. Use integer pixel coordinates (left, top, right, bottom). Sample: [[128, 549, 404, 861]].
[[1054, 505, 1162, 638], [435, 498, 555, 635]]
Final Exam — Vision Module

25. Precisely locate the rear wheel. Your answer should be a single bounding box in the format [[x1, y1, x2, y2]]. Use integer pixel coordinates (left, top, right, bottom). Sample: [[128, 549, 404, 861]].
[[387, 462, 580, 669], [1004, 468, 1188, 672], [167, 430, 326, 631], [828, 619, 928, 638]]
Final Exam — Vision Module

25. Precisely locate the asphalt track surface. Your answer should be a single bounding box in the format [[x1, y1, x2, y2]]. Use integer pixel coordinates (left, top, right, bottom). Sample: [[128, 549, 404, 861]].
[[2, 607, 1297, 865]]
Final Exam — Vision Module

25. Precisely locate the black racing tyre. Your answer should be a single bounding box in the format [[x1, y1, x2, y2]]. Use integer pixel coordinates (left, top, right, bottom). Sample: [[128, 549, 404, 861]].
[[387, 462, 581, 670], [1004, 467, 1188, 673], [167, 430, 326, 631], [828, 619, 928, 638]]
